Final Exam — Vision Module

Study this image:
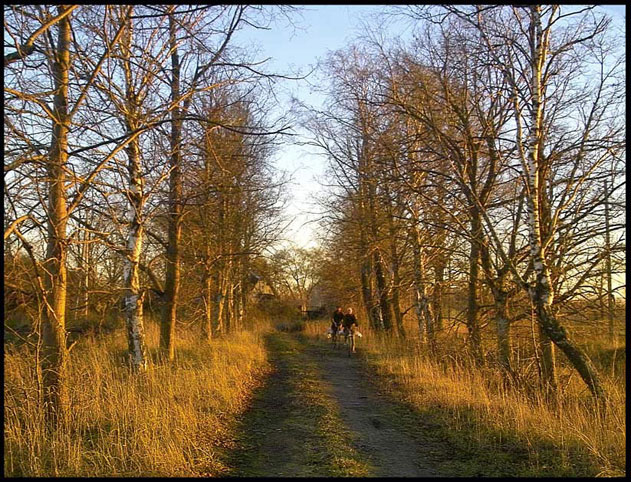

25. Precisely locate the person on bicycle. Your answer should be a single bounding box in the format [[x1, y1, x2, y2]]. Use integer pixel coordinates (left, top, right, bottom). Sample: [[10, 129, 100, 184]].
[[342, 308, 358, 353], [331, 306, 344, 346]]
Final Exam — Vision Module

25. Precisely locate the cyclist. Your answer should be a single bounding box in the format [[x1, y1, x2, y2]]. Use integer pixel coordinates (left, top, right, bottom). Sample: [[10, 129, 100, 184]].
[[330, 306, 344, 347], [342, 308, 358, 354]]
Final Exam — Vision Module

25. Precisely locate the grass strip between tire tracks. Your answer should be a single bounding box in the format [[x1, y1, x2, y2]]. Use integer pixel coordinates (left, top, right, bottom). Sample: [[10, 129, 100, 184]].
[[225, 331, 372, 477]]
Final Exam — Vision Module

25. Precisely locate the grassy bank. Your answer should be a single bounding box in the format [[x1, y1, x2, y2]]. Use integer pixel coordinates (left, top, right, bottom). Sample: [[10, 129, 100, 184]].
[[304, 320, 626, 477], [4, 321, 270, 477]]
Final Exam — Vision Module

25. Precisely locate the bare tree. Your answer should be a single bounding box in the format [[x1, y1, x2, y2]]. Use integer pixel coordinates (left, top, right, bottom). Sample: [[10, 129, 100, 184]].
[[429, 5, 625, 399], [4, 4, 130, 422]]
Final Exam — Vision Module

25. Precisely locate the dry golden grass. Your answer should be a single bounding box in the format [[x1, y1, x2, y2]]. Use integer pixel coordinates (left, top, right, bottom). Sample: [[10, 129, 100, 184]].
[[4, 320, 272, 477], [305, 317, 626, 476]]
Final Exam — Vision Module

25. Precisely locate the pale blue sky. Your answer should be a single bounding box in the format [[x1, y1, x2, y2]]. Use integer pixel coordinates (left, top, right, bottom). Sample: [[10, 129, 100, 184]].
[[238, 4, 626, 250], [239, 5, 402, 248]]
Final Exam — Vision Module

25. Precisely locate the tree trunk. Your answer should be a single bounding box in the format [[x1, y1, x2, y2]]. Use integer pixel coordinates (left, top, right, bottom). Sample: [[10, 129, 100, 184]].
[[121, 9, 147, 371], [411, 224, 435, 349], [123, 136, 148, 371], [358, 217, 381, 330], [433, 258, 445, 332], [41, 5, 72, 426], [603, 178, 615, 346], [494, 289, 512, 374], [161, 13, 183, 361], [368, 188, 393, 332], [81, 223, 90, 318], [202, 232, 213, 341], [212, 285, 224, 334], [201, 125, 215, 342], [390, 250, 405, 338], [233, 281, 243, 330], [467, 213, 484, 364], [538, 323, 557, 392], [203, 269, 213, 341], [387, 206, 405, 337], [373, 249, 393, 332], [359, 255, 377, 330], [223, 286, 232, 332], [525, 5, 604, 400], [223, 255, 234, 332], [239, 241, 250, 326]]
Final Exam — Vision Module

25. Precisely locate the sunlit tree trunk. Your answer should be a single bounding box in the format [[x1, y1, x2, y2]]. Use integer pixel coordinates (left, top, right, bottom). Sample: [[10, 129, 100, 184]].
[[411, 223, 435, 349], [387, 197, 405, 337], [202, 231, 214, 342], [433, 258, 445, 332], [603, 178, 615, 346], [389, 237, 405, 338], [122, 135, 148, 371], [357, 197, 381, 331], [538, 324, 556, 392], [467, 212, 484, 364], [41, 5, 72, 425], [222, 254, 234, 332], [368, 186, 393, 332], [78, 217, 92, 319], [120, 8, 148, 371], [203, 266, 213, 341], [161, 12, 183, 360], [211, 193, 226, 334], [524, 5, 604, 399], [201, 126, 215, 342], [359, 251, 378, 330], [372, 249, 393, 332], [239, 232, 252, 327], [212, 273, 224, 334]]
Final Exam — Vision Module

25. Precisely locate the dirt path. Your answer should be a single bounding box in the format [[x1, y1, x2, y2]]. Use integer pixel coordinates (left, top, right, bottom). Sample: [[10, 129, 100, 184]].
[[227, 331, 443, 477], [227, 333, 331, 477], [309, 340, 438, 477]]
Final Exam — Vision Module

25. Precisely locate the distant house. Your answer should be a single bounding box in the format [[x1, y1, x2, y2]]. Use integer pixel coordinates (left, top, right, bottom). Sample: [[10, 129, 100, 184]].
[[250, 274, 277, 304]]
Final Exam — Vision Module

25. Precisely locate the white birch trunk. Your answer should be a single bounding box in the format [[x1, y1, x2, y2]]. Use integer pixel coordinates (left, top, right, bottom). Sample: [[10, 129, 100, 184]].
[[123, 146, 147, 371], [121, 9, 147, 371], [523, 5, 603, 399], [411, 222, 434, 347]]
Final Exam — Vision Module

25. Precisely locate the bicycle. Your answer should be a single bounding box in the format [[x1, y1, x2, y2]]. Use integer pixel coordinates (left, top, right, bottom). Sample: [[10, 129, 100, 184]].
[[344, 325, 358, 357], [330, 323, 342, 348]]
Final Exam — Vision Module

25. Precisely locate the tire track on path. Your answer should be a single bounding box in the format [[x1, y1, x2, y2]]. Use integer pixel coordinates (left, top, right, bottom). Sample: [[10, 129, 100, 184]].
[[306, 336, 439, 478]]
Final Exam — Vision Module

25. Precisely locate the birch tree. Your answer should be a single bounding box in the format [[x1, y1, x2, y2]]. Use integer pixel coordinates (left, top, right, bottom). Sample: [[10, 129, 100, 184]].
[[429, 4, 626, 398]]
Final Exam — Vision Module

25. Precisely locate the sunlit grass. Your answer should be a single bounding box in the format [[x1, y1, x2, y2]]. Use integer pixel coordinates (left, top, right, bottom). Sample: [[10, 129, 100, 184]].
[[4, 320, 272, 477], [305, 317, 626, 476]]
